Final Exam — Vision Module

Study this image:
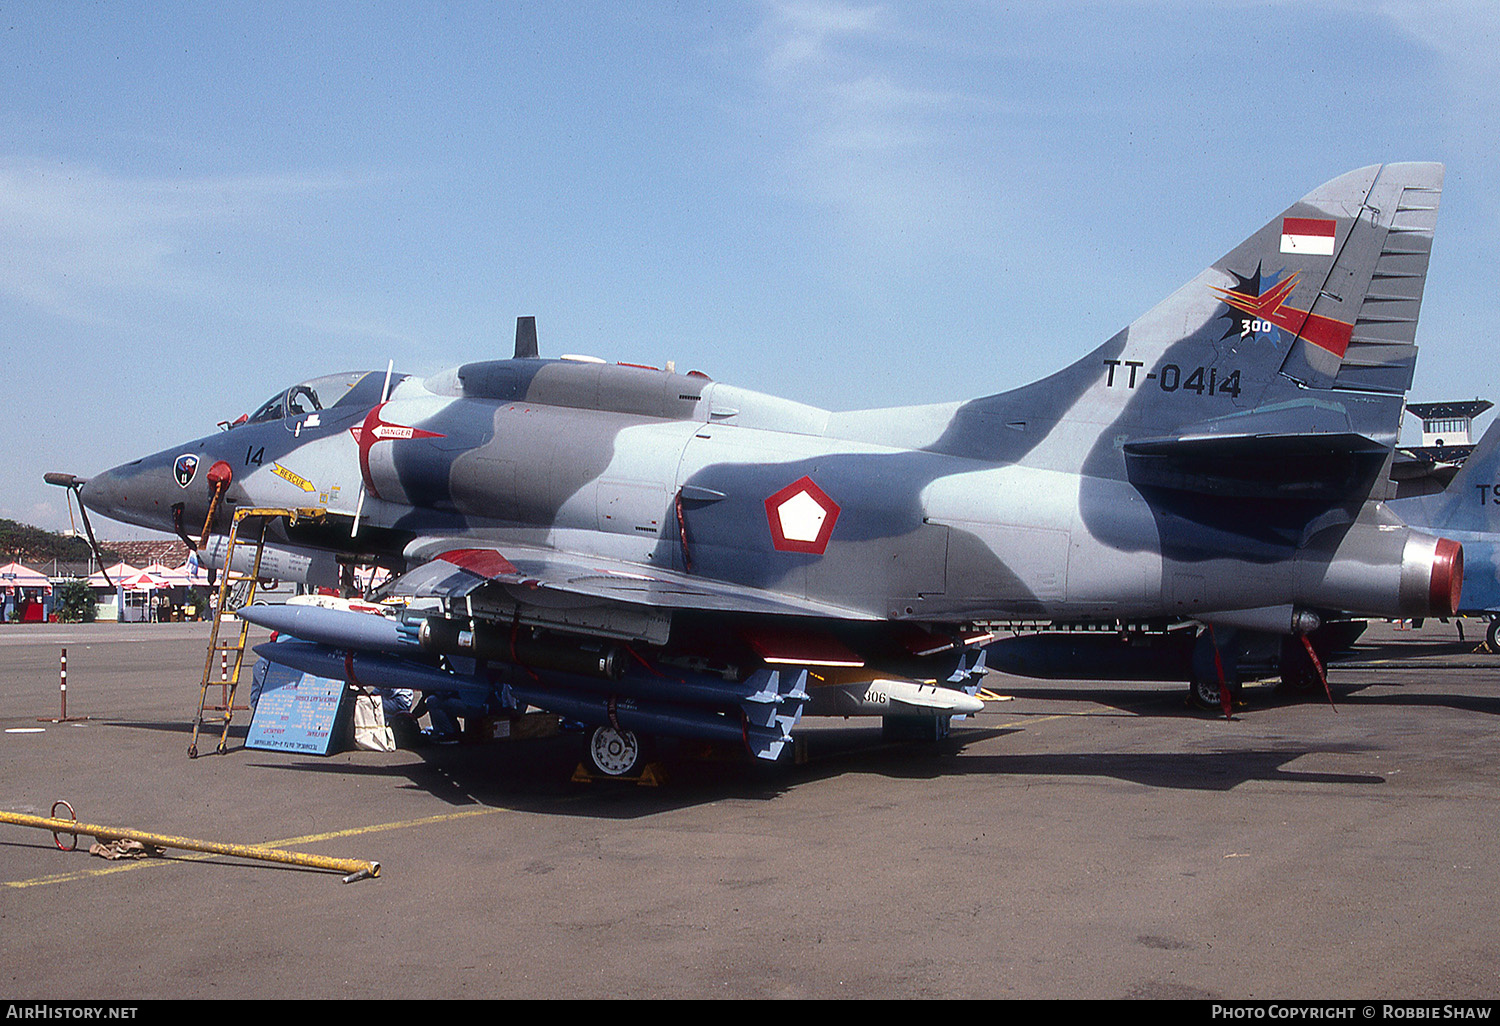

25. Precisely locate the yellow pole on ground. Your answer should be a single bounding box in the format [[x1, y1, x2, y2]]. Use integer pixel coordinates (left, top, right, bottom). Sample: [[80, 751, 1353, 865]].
[[0, 809, 380, 883]]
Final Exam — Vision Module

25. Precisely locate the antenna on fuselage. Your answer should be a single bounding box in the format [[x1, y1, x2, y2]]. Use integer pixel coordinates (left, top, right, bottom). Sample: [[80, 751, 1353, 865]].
[[379, 359, 395, 403], [514, 316, 538, 359]]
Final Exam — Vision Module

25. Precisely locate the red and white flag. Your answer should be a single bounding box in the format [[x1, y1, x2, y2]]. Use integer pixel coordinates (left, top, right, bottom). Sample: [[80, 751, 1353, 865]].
[[1281, 217, 1336, 256]]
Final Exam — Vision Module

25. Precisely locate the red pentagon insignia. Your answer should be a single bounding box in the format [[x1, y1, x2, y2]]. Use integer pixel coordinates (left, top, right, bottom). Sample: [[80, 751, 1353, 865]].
[[764, 476, 840, 555]]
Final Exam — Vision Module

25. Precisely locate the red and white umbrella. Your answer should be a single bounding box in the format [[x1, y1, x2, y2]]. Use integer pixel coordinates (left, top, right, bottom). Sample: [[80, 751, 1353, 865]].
[[119, 568, 172, 592], [140, 562, 193, 587]]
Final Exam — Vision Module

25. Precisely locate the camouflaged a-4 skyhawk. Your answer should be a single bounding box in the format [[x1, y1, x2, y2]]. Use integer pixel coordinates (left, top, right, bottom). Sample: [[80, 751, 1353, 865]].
[[66, 163, 1460, 774]]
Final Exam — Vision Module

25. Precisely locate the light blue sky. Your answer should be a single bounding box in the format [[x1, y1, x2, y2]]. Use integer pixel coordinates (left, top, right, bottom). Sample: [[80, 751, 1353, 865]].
[[4, 1, 1499, 539]]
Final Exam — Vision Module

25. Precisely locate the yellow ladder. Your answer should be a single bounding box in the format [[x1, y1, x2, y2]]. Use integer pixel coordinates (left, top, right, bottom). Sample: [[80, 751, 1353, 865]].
[[188, 506, 324, 758]]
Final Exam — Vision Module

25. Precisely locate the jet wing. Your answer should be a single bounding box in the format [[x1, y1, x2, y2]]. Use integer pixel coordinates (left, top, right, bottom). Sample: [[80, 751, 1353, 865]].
[[388, 541, 880, 621]]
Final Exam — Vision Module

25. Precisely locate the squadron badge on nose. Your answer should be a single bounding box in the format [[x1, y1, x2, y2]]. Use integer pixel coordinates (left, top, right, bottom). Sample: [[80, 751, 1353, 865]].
[[174, 453, 200, 488]]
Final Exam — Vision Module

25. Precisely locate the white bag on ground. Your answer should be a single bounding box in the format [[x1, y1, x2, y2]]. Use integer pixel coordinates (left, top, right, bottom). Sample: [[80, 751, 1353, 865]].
[[352, 689, 395, 752]]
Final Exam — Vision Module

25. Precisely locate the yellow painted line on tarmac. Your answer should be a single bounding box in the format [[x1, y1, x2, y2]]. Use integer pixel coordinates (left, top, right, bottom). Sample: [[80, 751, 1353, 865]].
[[2, 806, 508, 890], [989, 712, 1095, 729], [3, 860, 158, 889], [7, 708, 1097, 891], [262, 806, 507, 849]]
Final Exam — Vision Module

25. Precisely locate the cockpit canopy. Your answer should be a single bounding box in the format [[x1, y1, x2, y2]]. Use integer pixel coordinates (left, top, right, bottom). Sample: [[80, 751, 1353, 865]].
[[239, 371, 402, 427]]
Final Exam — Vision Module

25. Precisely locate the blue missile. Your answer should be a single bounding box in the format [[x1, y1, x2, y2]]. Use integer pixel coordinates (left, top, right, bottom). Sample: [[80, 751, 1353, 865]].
[[504, 683, 792, 759], [254, 638, 801, 760], [254, 640, 491, 702], [257, 638, 806, 721], [495, 663, 807, 727], [239, 603, 416, 654]]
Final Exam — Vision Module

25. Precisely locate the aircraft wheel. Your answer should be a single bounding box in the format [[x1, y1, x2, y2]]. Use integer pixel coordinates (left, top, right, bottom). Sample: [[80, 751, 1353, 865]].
[[1187, 674, 1234, 711], [588, 725, 644, 777], [1275, 635, 1323, 696], [1487, 618, 1500, 652]]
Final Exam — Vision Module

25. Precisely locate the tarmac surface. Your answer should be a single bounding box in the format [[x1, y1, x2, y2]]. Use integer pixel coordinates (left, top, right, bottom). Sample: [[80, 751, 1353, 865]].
[[1, 617, 1498, 1000]]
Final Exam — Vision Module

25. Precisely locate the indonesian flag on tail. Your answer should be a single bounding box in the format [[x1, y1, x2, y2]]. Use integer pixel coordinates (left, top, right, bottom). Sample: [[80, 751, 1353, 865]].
[[1281, 217, 1337, 256]]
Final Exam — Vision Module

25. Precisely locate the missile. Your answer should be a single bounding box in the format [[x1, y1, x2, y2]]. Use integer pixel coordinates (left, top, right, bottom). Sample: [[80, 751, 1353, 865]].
[[504, 683, 792, 759], [239, 603, 416, 654], [256, 642, 798, 762], [243, 603, 809, 719], [804, 677, 986, 717], [254, 640, 492, 702], [256, 637, 807, 721], [494, 662, 807, 725]]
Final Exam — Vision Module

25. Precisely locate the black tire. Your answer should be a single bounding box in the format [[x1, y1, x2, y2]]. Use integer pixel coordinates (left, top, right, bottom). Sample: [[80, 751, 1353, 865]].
[[1276, 635, 1324, 696], [1487, 618, 1500, 652], [1188, 673, 1235, 712]]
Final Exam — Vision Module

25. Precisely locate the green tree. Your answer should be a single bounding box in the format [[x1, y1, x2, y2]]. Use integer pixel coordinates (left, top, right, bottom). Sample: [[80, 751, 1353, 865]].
[[0, 518, 118, 565], [53, 581, 96, 623]]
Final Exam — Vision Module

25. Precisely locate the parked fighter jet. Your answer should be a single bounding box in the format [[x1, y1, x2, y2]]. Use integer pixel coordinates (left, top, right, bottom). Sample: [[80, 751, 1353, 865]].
[[62, 162, 1459, 774], [1392, 416, 1500, 647]]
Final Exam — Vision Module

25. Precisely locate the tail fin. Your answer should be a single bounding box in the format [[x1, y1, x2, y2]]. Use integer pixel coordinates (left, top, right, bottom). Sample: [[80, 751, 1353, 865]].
[[938, 165, 1443, 480], [1400, 417, 1500, 533], [1121, 162, 1444, 425], [1096, 164, 1444, 498], [1254, 164, 1441, 395]]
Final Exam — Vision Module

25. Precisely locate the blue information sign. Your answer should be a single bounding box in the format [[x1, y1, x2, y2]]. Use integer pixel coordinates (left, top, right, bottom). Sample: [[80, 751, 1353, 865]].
[[246, 661, 350, 755]]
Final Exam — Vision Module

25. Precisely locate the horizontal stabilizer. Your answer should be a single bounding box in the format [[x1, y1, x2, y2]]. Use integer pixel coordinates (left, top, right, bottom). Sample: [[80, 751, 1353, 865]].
[[1123, 431, 1390, 500]]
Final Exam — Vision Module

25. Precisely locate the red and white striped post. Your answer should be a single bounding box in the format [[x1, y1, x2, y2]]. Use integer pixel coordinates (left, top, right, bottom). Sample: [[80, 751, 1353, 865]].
[[40, 647, 88, 723]]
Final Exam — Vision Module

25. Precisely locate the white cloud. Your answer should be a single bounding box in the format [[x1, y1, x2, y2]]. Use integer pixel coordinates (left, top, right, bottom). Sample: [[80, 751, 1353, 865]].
[[1376, 1, 1500, 134], [0, 158, 355, 322], [749, 2, 996, 263], [758, 0, 894, 77]]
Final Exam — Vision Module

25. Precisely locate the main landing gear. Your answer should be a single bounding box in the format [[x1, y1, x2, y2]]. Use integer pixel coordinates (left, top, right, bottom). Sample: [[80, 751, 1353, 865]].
[[586, 725, 645, 778], [1187, 673, 1237, 713]]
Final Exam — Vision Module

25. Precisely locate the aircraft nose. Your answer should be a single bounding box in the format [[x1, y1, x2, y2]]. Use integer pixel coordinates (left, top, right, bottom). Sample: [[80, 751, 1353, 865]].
[[79, 463, 128, 519], [80, 455, 176, 532]]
